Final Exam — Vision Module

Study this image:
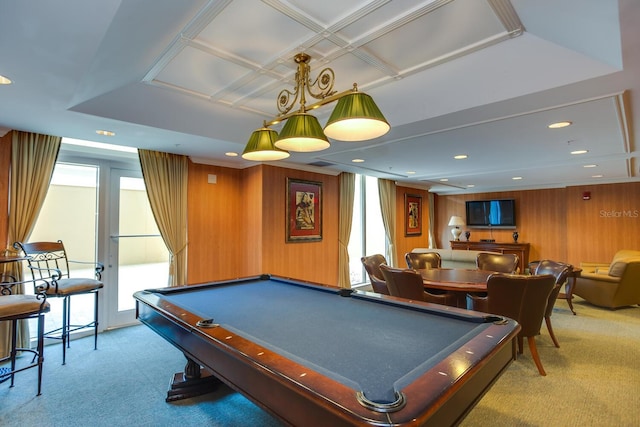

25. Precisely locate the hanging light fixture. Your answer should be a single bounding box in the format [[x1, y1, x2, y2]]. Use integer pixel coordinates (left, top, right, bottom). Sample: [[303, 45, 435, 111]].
[[242, 53, 389, 160], [275, 112, 329, 152], [324, 86, 389, 141], [242, 126, 290, 161]]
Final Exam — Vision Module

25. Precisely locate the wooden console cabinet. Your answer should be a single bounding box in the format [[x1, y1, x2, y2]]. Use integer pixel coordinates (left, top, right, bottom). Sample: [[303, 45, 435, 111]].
[[450, 241, 530, 273]]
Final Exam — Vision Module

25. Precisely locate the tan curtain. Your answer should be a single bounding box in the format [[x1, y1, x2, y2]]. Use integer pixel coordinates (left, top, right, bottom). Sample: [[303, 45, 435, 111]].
[[1, 131, 60, 358], [138, 149, 188, 287], [428, 193, 436, 248], [378, 179, 397, 267], [338, 172, 355, 288]]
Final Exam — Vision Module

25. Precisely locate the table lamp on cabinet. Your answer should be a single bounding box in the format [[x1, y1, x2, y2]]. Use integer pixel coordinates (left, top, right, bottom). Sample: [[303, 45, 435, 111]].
[[448, 216, 465, 241]]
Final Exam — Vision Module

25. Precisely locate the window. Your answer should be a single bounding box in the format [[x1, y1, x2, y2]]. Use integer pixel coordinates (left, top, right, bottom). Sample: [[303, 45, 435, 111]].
[[348, 175, 386, 286]]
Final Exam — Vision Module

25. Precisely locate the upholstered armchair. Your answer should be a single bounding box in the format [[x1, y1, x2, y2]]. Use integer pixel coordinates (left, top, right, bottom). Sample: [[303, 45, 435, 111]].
[[379, 265, 456, 306], [573, 250, 640, 309], [361, 254, 389, 295], [405, 252, 442, 270]]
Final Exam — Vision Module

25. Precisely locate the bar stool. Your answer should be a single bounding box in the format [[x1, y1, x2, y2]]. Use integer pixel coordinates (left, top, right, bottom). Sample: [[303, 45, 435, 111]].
[[0, 278, 50, 395]]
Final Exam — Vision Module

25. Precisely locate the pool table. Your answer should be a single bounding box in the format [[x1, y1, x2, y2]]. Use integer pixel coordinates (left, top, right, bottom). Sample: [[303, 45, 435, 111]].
[[134, 275, 519, 427]]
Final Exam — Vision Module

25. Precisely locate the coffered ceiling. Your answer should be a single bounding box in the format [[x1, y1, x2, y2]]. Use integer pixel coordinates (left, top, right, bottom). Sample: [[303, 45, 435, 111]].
[[0, 0, 637, 193]]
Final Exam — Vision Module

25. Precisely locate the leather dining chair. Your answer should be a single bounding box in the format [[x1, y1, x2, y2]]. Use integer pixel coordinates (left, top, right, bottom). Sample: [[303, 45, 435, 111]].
[[468, 253, 521, 312], [405, 252, 442, 270], [14, 240, 104, 365], [361, 254, 389, 295], [486, 273, 556, 375], [534, 260, 572, 348], [379, 264, 456, 306], [476, 252, 520, 273]]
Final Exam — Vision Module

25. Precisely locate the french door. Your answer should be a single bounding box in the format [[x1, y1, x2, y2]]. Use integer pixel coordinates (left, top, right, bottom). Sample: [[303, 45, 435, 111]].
[[28, 148, 169, 337]]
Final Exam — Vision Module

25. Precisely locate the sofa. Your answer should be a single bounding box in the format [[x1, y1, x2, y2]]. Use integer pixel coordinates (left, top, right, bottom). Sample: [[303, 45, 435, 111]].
[[573, 250, 640, 309], [410, 248, 500, 270]]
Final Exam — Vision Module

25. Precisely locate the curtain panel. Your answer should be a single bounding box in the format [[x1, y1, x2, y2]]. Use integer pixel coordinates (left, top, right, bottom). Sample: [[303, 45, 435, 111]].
[[377, 179, 397, 267], [138, 149, 188, 287], [1, 131, 60, 358], [428, 193, 436, 248], [338, 172, 355, 288]]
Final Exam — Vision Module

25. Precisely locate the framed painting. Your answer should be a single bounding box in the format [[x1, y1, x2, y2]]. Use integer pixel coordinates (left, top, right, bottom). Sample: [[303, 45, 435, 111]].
[[405, 193, 422, 236], [286, 178, 322, 242]]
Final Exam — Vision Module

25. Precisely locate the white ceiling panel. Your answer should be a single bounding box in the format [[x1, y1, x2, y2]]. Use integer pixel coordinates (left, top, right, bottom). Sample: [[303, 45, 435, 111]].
[[0, 0, 637, 194]]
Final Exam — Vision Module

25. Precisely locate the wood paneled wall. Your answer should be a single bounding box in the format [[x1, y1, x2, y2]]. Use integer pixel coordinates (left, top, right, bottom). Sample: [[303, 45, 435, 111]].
[[241, 165, 264, 277], [565, 183, 640, 263], [394, 186, 432, 265], [186, 161, 246, 284], [2, 142, 637, 284], [187, 162, 340, 286], [258, 165, 339, 285], [435, 182, 640, 267]]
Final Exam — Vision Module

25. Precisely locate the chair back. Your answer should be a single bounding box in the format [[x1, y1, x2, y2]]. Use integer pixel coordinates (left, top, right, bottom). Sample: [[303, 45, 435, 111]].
[[15, 241, 72, 284], [487, 273, 555, 336], [361, 254, 389, 295], [15, 240, 103, 291], [534, 260, 571, 317], [379, 264, 425, 301], [405, 252, 442, 270], [477, 252, 519, 273]]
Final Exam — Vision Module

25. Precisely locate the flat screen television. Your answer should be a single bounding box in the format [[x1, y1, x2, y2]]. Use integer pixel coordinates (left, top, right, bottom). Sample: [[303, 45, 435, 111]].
[[465, 199, 516, 228]]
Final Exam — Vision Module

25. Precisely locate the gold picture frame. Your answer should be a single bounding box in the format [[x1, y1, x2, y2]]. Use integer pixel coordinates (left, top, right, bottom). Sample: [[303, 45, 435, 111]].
[[405, 193, 422, 236], [286, 178, 322, 242]]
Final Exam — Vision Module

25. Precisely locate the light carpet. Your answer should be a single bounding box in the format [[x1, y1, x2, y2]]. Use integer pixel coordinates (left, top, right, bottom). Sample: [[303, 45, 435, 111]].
[[1, 296, 639, 426]]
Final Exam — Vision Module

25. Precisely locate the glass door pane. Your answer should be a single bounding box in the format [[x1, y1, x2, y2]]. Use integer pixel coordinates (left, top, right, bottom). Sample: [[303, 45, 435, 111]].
[[107, 170, 169, 326], [27, 163, 99, 339]]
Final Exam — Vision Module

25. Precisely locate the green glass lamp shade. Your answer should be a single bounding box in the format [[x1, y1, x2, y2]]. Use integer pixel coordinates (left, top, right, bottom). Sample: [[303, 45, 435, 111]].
[[324, 92, 390, 141], [242, 127, 290, 161], [275, 113, 330, 152]]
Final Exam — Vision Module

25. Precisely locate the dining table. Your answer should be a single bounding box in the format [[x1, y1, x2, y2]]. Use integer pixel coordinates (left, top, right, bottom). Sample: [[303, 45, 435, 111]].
[[418, 268, 496, 308]]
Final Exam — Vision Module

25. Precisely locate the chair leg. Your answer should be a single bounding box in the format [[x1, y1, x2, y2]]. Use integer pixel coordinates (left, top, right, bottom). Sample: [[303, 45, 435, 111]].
[[545, 315, 560, 348], [9, 319, 18, 388], [66, 296, 72, 349], [517, 336, 524, 354], [62, 296, 68, 365], [527, 336, 547, 376], [93, 290, 99, 350], [36, 313, 45, 396]]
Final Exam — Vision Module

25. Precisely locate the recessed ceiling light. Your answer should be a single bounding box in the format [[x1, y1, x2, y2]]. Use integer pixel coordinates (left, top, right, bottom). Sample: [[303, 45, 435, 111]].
[[352, 158, 364, 163], [454, 154, 468, 160], [406, 171, 415, 175], [512, 176, 522, 180], [571, 150, 588, 155], [466, 184, 475, 188], [440, 178, 449, 182], [548, 121, 572, 129], [0, 75, 12, 85], [96, 129, 115, 136], [583, 164, 597, 168], [592, 174, 604, 178], [225, 152, 238, 157]]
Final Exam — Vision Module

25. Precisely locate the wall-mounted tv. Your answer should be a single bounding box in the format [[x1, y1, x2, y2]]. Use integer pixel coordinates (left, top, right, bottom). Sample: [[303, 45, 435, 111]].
[[465, 199, 516, 228]]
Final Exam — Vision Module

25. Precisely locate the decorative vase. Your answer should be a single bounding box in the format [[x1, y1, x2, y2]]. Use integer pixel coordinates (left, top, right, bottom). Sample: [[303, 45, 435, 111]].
[[512, 231, 519, 242], [465, 231, 471, 241]]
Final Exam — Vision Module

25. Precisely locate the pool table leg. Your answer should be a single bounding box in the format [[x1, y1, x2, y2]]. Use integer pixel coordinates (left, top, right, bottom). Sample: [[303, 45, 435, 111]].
[[166, 356, 221, 402]]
